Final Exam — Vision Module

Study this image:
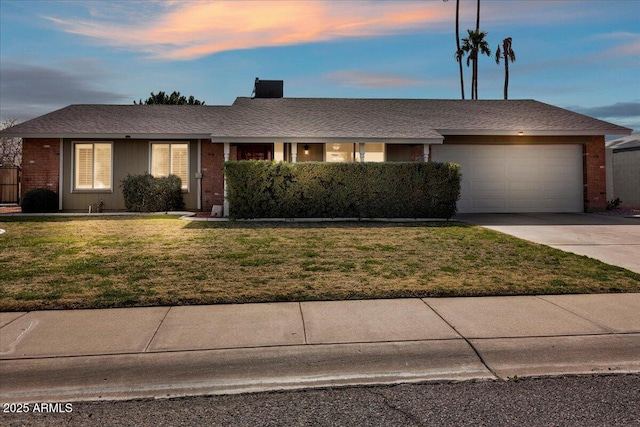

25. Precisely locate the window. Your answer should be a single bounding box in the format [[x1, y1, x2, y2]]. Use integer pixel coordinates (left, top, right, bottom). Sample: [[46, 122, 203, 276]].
[[151, 143, 189, 190], [74, 143, 112, 190]]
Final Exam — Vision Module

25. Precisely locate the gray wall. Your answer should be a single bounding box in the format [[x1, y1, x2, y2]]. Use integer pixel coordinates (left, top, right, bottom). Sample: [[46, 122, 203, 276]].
[[62, 139, 199, 211], [611, 149, 640, 208]]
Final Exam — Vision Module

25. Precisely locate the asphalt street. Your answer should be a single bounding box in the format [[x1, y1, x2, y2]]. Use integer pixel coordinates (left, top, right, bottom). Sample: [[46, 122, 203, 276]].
[[2, 374, 639, 427]]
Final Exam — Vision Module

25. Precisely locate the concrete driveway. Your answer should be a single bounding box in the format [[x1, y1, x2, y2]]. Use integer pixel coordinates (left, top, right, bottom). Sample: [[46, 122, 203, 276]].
[[456, 213, 640, 274]]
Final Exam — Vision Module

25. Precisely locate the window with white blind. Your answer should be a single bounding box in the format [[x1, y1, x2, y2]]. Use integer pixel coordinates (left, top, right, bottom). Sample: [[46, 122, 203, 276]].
[[151, 143, 189, 190], [74, 143, 112, 190]]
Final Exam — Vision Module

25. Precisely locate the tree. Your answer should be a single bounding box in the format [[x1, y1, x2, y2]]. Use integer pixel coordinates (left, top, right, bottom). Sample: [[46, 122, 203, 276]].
[[134, 91, 205, 105], [461, 29, 491, 100], [495, 37, 516, 100], [444, 0, 465, 100], [0, 118, 22, 167]]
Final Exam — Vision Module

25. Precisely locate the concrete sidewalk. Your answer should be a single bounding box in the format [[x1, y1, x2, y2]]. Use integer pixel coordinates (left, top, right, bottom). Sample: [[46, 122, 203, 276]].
[[1, 294, 639, 403]]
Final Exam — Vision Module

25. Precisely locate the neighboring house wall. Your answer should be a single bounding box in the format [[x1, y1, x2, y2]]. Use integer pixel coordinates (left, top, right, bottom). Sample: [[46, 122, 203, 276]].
[[21, 138, 61, 198], [611, 148, 640, 208], [201, 142, 225, 211], [583, 135, 607, 212]]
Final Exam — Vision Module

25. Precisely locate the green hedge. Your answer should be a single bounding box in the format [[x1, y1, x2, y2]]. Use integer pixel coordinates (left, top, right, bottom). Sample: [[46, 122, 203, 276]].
[[120, 173, 185, 212], [224, 161, 461, 219]]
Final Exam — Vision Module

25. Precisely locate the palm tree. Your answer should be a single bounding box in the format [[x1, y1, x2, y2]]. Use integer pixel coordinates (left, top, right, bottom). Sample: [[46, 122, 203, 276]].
[[461, 29, 491, 100], [443, 0, 465, 100], [495, 37, 516, 100]]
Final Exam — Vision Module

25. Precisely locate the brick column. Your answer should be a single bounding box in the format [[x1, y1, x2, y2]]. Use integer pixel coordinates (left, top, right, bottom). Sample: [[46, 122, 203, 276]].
[[583, 135, 607, 212], [21, 138, 60, 200], [200, 141, 225, 211]]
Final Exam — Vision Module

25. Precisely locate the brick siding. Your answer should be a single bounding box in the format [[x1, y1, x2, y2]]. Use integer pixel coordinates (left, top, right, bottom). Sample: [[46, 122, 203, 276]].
[[200, 142, 225, 210], [21, 138, 60, 202], [583, 135, 607, 212]]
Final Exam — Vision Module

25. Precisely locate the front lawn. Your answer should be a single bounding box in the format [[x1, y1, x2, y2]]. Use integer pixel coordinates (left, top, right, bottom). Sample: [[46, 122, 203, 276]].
[[0, 216, 638, 311]]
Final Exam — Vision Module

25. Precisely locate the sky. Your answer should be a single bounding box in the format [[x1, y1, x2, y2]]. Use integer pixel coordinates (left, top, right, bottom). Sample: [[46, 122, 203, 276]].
[[0, 0, 639, 134]]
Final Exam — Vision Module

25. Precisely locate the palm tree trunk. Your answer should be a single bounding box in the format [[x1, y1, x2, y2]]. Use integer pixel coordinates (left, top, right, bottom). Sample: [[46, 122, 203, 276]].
[[474, 57, 478, 99], [504, 57, 509, 100], [456, 0, 465, 99], [475, 0, 480, 99]]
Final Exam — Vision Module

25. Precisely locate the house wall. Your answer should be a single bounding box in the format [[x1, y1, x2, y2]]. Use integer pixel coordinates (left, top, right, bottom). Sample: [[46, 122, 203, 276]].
[[611, 148, 640, 208], [21, 138, 61, 200], [60, 139, 199, 211]]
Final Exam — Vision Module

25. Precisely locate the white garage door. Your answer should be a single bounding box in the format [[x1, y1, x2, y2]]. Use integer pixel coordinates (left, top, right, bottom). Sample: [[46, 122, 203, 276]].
[[432, 144, 583, 213]]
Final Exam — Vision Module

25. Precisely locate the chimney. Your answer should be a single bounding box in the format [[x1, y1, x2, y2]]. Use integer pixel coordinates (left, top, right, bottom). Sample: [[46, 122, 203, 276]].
[[252, 78, 284, 98]]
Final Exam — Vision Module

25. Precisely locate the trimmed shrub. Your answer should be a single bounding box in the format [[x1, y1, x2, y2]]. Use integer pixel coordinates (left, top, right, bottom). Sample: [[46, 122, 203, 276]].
[[224, 161, 461, 219], [120, 173, 185, 212], [21, 188, 59, 213]]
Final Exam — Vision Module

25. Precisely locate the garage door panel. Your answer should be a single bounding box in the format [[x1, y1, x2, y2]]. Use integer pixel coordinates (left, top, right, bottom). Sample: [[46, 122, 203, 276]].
[[432, 144, 583, 213], [472, 198, 506, 210], [474, 146, 505, 158], [509, 181, 541, 192], [471, 181, 506, 193]]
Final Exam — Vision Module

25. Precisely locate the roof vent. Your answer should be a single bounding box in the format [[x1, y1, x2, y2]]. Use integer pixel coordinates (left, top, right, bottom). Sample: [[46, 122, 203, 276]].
[[252, 78, 283, 98]]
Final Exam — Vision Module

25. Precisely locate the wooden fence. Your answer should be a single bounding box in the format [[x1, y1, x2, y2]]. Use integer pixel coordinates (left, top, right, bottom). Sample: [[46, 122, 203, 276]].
[[0, 166, 21, 203]]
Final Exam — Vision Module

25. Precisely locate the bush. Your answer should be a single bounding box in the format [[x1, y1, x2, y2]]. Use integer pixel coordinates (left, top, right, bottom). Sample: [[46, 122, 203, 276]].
[[120, 173, 185, 212], [21, 188, 59, 213], [224, 161, 461, 219]]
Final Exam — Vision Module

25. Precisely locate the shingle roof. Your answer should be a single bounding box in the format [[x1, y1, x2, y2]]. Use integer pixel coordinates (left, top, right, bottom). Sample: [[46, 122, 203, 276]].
[[1, 98, 631, 140], [0, 104, 233, 137]]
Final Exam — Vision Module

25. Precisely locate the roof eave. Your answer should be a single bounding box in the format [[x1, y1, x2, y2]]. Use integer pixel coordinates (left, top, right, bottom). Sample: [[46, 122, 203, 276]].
[[13, 133, 213, 140], [209, 136, 444, 144], [437, 129, 633, 137]]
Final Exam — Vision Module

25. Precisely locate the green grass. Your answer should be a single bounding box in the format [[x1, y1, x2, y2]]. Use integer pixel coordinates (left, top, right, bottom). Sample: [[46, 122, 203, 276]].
[[0, 216, 638, 311]]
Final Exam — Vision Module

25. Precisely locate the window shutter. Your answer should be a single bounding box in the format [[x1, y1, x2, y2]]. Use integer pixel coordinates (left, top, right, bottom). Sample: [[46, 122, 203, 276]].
[[94, 144, 112, 189], [75, 144, 94, 189], [152, 144, 170, 177], [171, 144, 188, 189]]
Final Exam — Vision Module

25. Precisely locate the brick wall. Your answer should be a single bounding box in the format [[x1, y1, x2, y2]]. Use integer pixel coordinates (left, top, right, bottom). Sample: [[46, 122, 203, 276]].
[[21, 138, 60, 202], [583, 135, 607, 212], [201, 142, 225, 210]]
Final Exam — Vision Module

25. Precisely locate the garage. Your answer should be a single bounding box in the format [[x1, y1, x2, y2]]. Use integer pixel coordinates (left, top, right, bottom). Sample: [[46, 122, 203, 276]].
[[432, 144, 583, 213]]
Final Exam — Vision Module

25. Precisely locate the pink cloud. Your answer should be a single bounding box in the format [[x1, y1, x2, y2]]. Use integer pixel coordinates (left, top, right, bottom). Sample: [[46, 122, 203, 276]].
[[45, 1, 450, 61], [324, 71, 431, 88]]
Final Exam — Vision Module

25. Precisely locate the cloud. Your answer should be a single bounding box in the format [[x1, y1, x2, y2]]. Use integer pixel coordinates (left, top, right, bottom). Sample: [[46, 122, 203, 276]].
[[0, 61, 129, 121], [44, 1, 450, 61], [324, 71, 432, 89], [568, 102, 640, 118]]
